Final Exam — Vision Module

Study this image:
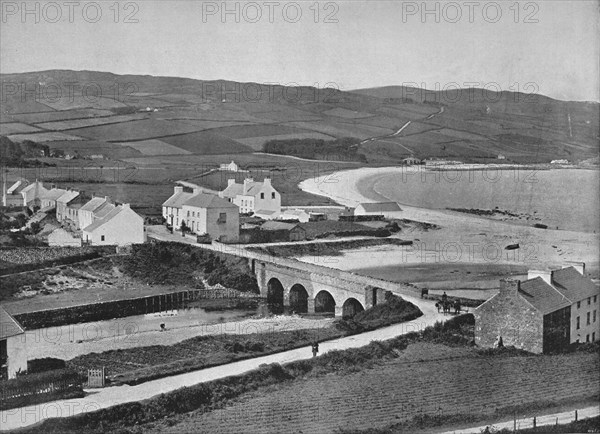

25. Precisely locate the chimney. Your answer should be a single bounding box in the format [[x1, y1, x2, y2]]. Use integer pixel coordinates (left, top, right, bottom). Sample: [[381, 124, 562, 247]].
[[528, 269, 554, 285], [243, 178, 253, 194], [122, 203, 130, 209], [564, 261, 585, 275], [263, 178, 272, 186], [228, 178, 236, 187], [499, 278, 520, 295], [174, 186, 184, 194]]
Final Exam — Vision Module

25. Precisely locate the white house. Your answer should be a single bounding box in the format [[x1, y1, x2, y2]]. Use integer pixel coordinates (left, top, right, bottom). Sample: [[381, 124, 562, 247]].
[[219, 161, 239, 172], [402, 157, 421, 165], [40, 187, 69, 210], [82, 204, 145, 246], [162, 186, 198, 228], [2, 178, 30, 207], [56, 190, 80, 223], [19, 181, 49, 208], [163, 186, 240, 242], [219, 178, 281, 217], [0, 307, 27, 379], [182, 193, 239, 243], [355, 202, 402, 217]]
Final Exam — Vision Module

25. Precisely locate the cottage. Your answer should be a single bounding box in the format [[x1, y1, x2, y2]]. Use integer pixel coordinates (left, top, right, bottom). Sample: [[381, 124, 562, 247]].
[[40, 187, 69, 210], [219, 178, 281, 217], [82, 204, 145, 246], [219, 161, 239, 172], [474, 264, 599, 353], [0, 307, 27, 380], [355, 202, 401, 217], [182, 192, 239, 243], [56, 190, 80, 224], [260, 221, 306, 242], [2, 178, 30, 207], [402, 157, 421, 165], [19, 181, 50, 208], [163, 186, 240, 243]]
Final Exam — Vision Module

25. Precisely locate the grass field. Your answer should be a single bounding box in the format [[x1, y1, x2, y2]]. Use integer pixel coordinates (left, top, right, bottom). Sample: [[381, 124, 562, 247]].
[[145, 343, 599, 433], [38, 96, 128, 111], [35, 113, 149, 130], [8, 131, 84, 142], [6, 109, 114, 123], [160, 131, 253, 154], [0, 122, 43, 134], [322, 107, 376, 119], [116, 139, 191, 156], [68, 119, 205, 141]]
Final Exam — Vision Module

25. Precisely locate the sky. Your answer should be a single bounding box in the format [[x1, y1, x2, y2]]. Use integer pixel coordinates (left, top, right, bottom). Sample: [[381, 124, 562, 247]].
[[1, 0, 599, 101]]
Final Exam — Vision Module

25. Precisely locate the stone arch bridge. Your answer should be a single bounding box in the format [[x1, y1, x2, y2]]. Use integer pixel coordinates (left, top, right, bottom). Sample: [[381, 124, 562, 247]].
[[221, 246, 421, 317]]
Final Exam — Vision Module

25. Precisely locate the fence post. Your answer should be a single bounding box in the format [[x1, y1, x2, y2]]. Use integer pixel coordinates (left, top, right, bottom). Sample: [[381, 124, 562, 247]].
[[575, 410, 578, 421], [533, 416, 536, 428]]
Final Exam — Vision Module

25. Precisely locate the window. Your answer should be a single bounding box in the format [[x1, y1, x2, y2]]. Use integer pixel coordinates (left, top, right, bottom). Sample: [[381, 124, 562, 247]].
[[218, 213, 227, 223], [187, 211, 190, 217], [260, 193, 264, 199], [586, 334, 590, 343], [101, 235, 105, 241], [593, 333, 596, 342], [577, 301, 581, 309], [587, 312, 591, 325], [271, 192, 275, 199], [588, 297, 591, 305], [594, 310, 597, 323], [594, 296, 597, 303], [576, 316, 580, 329]]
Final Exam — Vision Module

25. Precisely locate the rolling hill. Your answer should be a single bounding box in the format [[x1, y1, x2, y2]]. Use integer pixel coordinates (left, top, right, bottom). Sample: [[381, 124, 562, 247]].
[[0, 70, 598, 164]]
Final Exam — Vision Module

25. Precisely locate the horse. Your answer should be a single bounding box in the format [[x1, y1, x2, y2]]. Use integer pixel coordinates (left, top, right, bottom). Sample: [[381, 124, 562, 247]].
[[442, 301, 451, 315]]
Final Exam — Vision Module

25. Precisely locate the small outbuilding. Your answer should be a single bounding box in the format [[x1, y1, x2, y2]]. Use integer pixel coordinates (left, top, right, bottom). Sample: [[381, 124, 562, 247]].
[[0, 307, 27, 380], [355, 202, 401, 217]]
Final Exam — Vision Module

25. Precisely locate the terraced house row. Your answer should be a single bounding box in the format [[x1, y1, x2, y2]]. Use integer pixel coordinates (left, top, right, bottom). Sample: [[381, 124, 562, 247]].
[[10, 179, 145, 247]]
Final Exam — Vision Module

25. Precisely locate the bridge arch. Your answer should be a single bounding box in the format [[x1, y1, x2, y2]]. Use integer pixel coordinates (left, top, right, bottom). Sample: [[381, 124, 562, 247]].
[[267, 278, 285, 314], [314, 290, 336, 314], [342, 298, 365, 319], [289, 284, 309, 314]]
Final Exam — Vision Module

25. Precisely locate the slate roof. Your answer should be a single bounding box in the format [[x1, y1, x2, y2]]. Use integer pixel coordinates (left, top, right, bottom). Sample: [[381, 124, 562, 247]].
[[80, 197, 108, 213], [0, 307, 25, 339], [357, 202, 402, 212], [518, 277, 571, 315], [221, 183, 244, 199], [94, 202, 117, 219], [221, 181, 265, 198], [83, 206, 124, 233], [162, 191, 196, 208], [184, 193, 237, 209], [56, 190, 80, 204], [43, 188, 68, 201], [551, 267, 599, 303]]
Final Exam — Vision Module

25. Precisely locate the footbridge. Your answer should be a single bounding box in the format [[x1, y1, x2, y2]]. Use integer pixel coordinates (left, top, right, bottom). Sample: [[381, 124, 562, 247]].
[[212, 242, 421, 317]]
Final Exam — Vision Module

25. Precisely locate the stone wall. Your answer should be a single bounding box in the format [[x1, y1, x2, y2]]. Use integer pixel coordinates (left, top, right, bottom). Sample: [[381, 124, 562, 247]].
[[474, 279, 544, 353]]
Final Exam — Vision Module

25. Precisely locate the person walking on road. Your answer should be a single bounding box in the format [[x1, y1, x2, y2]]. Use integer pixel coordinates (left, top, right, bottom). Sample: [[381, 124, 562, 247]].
[[312, 341, 319, 357]]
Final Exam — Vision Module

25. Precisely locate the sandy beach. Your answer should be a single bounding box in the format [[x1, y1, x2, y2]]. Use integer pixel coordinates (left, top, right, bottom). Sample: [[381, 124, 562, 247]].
[[299, 167, 599, 274]]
